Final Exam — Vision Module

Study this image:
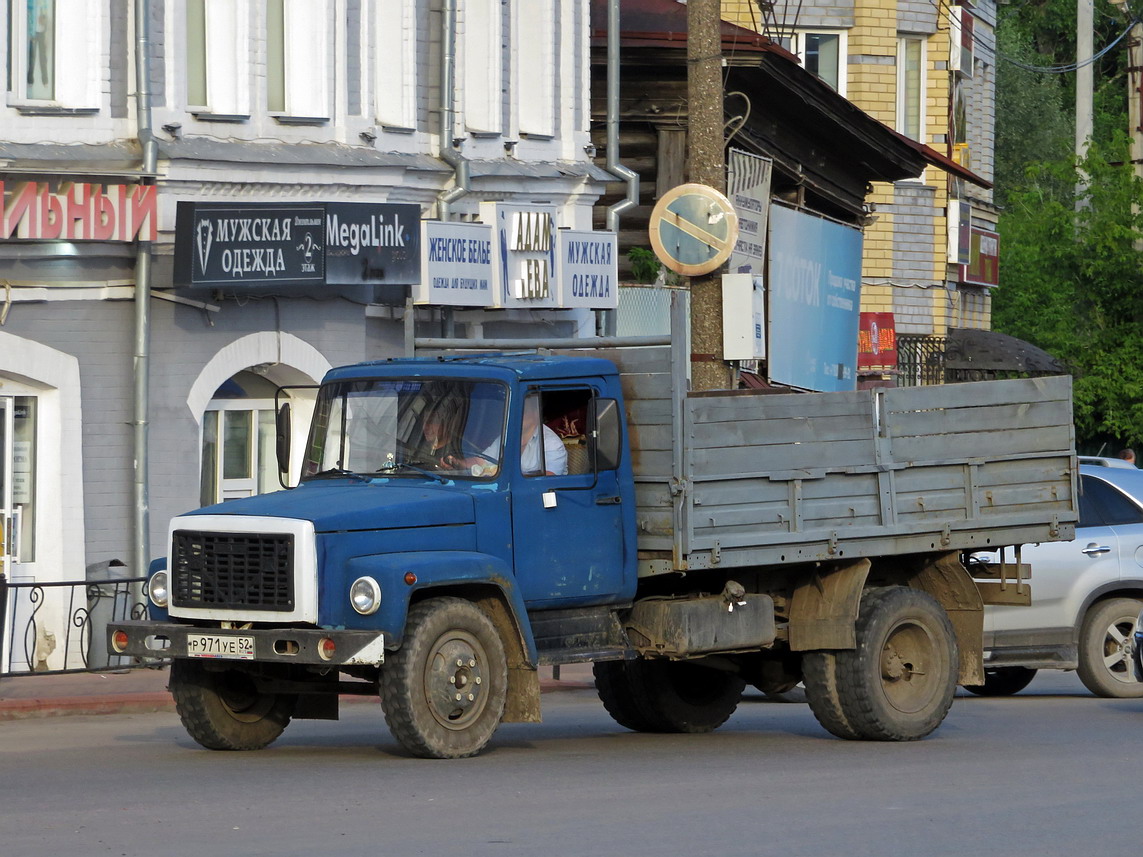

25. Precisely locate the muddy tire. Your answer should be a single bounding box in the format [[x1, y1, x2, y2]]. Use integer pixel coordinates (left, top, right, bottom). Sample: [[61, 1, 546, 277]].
[[831, 587, 958, 741], [381, 597, 508, 759], [595, 658, 745, 733], [742, 654, 802, 695], [963, 666, 1038, 697], [593, 660, 668, 732], [803, 651, 860, 739], [170, 658, 297, 751], [1076, 597, 1143, 699]]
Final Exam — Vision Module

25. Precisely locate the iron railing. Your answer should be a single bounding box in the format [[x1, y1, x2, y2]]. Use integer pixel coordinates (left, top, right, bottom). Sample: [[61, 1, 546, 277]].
[[0, 574, 166, 677], [896, 334, 948, 386]]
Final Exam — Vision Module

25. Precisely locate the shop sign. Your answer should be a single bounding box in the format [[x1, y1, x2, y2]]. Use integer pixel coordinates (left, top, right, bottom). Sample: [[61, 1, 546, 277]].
[[728, 149, 772, 276], [0, 180, 157, 242], [767, 205, 863, 393], [174, 201, 422, 288], [962, 227, 999, 287], [416, 220, 494, 306], [557, 230, 617, 309], [858, 312, 898, 370], [480, 202, 559, 309], [324, 203, 420, 285]]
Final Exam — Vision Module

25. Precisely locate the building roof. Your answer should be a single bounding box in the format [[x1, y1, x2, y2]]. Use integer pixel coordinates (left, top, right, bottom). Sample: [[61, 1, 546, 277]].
[[589, 0, 992, 190]]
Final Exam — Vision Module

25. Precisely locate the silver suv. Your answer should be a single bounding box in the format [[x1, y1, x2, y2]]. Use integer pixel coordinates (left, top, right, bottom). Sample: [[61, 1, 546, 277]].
[[967, 464, 1143, 698]]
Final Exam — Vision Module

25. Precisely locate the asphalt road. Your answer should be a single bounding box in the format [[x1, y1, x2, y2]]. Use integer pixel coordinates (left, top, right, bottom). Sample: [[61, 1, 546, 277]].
[[2, 670, 1139, 857]]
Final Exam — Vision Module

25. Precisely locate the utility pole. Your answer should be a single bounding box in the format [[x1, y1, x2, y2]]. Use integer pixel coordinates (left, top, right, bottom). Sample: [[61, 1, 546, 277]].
[[1121, 5, 1143, 186], [1111, 0, 1143, 246], [1077, 0, 1094, 206], [687, 0, 731, 391]]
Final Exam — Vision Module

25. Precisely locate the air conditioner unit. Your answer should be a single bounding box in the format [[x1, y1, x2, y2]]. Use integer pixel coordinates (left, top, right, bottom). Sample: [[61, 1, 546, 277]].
[[949, 8, 975, 79]]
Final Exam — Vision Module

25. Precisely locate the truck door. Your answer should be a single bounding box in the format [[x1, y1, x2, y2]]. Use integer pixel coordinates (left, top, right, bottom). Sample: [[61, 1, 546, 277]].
[[510, 386, 627, 607]]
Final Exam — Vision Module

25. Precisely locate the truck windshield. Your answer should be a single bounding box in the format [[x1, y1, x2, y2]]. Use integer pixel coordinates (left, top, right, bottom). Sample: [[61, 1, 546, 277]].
[[301, 379, 507, 481]]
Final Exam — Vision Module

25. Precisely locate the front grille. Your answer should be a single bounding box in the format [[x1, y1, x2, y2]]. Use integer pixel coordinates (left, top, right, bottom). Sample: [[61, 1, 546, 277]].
[[172, 530, 295, 611]]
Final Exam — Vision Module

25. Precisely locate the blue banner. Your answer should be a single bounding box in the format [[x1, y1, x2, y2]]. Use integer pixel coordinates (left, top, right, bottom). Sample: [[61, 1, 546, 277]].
[[767, 206, 863, 392]]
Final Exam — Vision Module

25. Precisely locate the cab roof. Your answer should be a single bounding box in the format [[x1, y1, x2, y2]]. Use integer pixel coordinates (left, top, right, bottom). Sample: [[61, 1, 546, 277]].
[[323, 352, 621, 385]]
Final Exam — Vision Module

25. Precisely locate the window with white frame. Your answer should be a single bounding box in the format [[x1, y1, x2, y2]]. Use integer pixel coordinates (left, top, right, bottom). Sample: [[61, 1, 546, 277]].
[[6, 0, 99, 107], [200, 373, 286, 505], [266, 0, 330, 118], [374, 0, 416, 128], [463, 0, 502, 134], [516, 0, 554, 136], [778, 31, 846, 95], [897, 36, 925, 142], [186, 0, 250, 116]]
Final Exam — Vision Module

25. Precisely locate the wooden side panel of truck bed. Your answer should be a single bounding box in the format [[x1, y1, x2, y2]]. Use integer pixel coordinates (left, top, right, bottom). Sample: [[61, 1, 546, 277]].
[[599, 346, 1077, 576]]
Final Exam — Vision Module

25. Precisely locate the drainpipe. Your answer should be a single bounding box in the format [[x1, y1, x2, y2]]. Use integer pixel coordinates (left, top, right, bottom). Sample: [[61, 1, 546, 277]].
[[437, 0, 469, 223], [603, 0, 639, 336], [133, 0, 158, 579], [433, 0, 468, 341]]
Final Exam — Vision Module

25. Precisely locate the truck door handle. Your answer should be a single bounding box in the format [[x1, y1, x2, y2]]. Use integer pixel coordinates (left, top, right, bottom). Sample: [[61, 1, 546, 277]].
[[596, 495, 622, 506], [1082, 544, 1112, 556]]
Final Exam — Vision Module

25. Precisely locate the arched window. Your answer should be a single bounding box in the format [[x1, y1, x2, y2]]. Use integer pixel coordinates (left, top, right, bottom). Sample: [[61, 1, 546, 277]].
[[200, 371, 285, 505]]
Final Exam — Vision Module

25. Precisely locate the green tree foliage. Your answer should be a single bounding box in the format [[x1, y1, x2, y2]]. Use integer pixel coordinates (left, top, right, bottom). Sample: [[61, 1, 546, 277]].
[[994, 137, 1143, 446], [994, 20, 1072, 207], [993, 4, 1143, 447]]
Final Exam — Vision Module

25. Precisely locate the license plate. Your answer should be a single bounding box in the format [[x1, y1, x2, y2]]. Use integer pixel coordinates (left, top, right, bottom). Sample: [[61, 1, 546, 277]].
[[185, 633, 255, 660]]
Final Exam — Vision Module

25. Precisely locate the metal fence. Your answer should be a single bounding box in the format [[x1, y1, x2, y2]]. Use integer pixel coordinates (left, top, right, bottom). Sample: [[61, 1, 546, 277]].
[[0, 574, 164, 677], [896, 334, 948, 386]]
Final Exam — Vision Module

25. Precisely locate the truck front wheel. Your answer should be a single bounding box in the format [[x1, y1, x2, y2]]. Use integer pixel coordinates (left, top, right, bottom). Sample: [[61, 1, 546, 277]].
[[594, 658, 745, 733], [829, 586, 958, 741], [381, 597, 508, 759], [169, 659, 297, 751]]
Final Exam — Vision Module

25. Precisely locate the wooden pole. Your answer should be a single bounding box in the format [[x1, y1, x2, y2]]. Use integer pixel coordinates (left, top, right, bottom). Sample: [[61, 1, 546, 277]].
[[686, 0, 731, 391]]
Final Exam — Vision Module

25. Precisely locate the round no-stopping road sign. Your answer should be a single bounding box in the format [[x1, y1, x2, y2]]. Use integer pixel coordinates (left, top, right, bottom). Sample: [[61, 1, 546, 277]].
[[648, 183, 740, 277]]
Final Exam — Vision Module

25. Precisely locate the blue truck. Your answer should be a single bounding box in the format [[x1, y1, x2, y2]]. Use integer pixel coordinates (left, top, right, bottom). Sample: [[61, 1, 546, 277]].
[[111, 316, 1077, 758]]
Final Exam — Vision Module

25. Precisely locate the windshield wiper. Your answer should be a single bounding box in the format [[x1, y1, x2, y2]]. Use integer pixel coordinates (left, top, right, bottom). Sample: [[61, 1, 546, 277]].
[[303, 467, 370, 483], [375, 460, 449, 484]]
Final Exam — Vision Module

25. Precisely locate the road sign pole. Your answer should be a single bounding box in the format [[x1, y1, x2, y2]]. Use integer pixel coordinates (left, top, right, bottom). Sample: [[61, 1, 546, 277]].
[[687, 0, 730, 391]]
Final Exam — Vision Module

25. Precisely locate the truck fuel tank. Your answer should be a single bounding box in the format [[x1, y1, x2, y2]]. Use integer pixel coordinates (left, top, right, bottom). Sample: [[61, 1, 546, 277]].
[[623, 583, 776, 658]]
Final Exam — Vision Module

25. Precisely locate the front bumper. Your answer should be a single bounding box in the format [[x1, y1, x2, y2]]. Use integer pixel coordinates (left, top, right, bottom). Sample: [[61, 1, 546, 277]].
[[109, 620, 387, 667]]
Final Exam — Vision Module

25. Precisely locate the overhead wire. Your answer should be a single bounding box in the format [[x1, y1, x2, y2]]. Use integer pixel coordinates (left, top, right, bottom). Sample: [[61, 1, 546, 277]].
[[1000, 15, 1140, 73], [756, 0, 1132, 77]]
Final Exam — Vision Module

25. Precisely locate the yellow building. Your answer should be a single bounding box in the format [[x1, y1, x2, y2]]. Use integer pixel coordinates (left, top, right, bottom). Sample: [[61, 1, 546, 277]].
[[724, 0, 998, 355]]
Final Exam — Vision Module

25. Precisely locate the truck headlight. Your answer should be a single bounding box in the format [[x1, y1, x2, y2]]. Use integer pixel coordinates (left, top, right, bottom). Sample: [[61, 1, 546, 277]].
[[149, 569, 169, 608], [350, 577, 382, 615]]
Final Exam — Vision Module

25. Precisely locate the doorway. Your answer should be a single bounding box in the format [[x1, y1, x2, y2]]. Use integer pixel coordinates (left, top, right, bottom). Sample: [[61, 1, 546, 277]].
[[0, 394, 37, 672]]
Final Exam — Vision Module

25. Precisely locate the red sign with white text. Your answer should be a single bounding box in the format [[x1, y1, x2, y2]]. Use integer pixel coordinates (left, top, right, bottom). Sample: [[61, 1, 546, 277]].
[[858, 312, 897, 370]]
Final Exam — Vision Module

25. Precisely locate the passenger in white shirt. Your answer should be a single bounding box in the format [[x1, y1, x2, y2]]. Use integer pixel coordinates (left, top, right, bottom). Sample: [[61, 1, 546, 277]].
[[520, 394, 567, 476]]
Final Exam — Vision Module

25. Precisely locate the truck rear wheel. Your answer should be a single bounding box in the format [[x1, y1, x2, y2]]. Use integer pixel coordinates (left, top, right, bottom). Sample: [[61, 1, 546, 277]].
[[594, 658, 745, 733], [832, 587, 958, 741], [381, 597, 508, 759], [169, 659, 297, 751], [803, 651, 860, 739], [962, 666, 1038, 697]]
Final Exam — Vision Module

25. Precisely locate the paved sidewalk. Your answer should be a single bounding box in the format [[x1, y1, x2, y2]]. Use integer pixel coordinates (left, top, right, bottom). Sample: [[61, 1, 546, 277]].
[[0, 662, 595, 721]]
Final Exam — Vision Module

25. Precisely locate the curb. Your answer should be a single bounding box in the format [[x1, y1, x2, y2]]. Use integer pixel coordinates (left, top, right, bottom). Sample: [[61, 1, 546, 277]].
[[0, 678, 596, 721], [0, 693, 176, 721]]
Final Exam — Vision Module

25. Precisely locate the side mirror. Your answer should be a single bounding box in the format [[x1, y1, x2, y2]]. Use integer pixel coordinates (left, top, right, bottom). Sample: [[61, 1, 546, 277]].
[[589, 398, 622, 471], [276, 402, 292, 475]]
